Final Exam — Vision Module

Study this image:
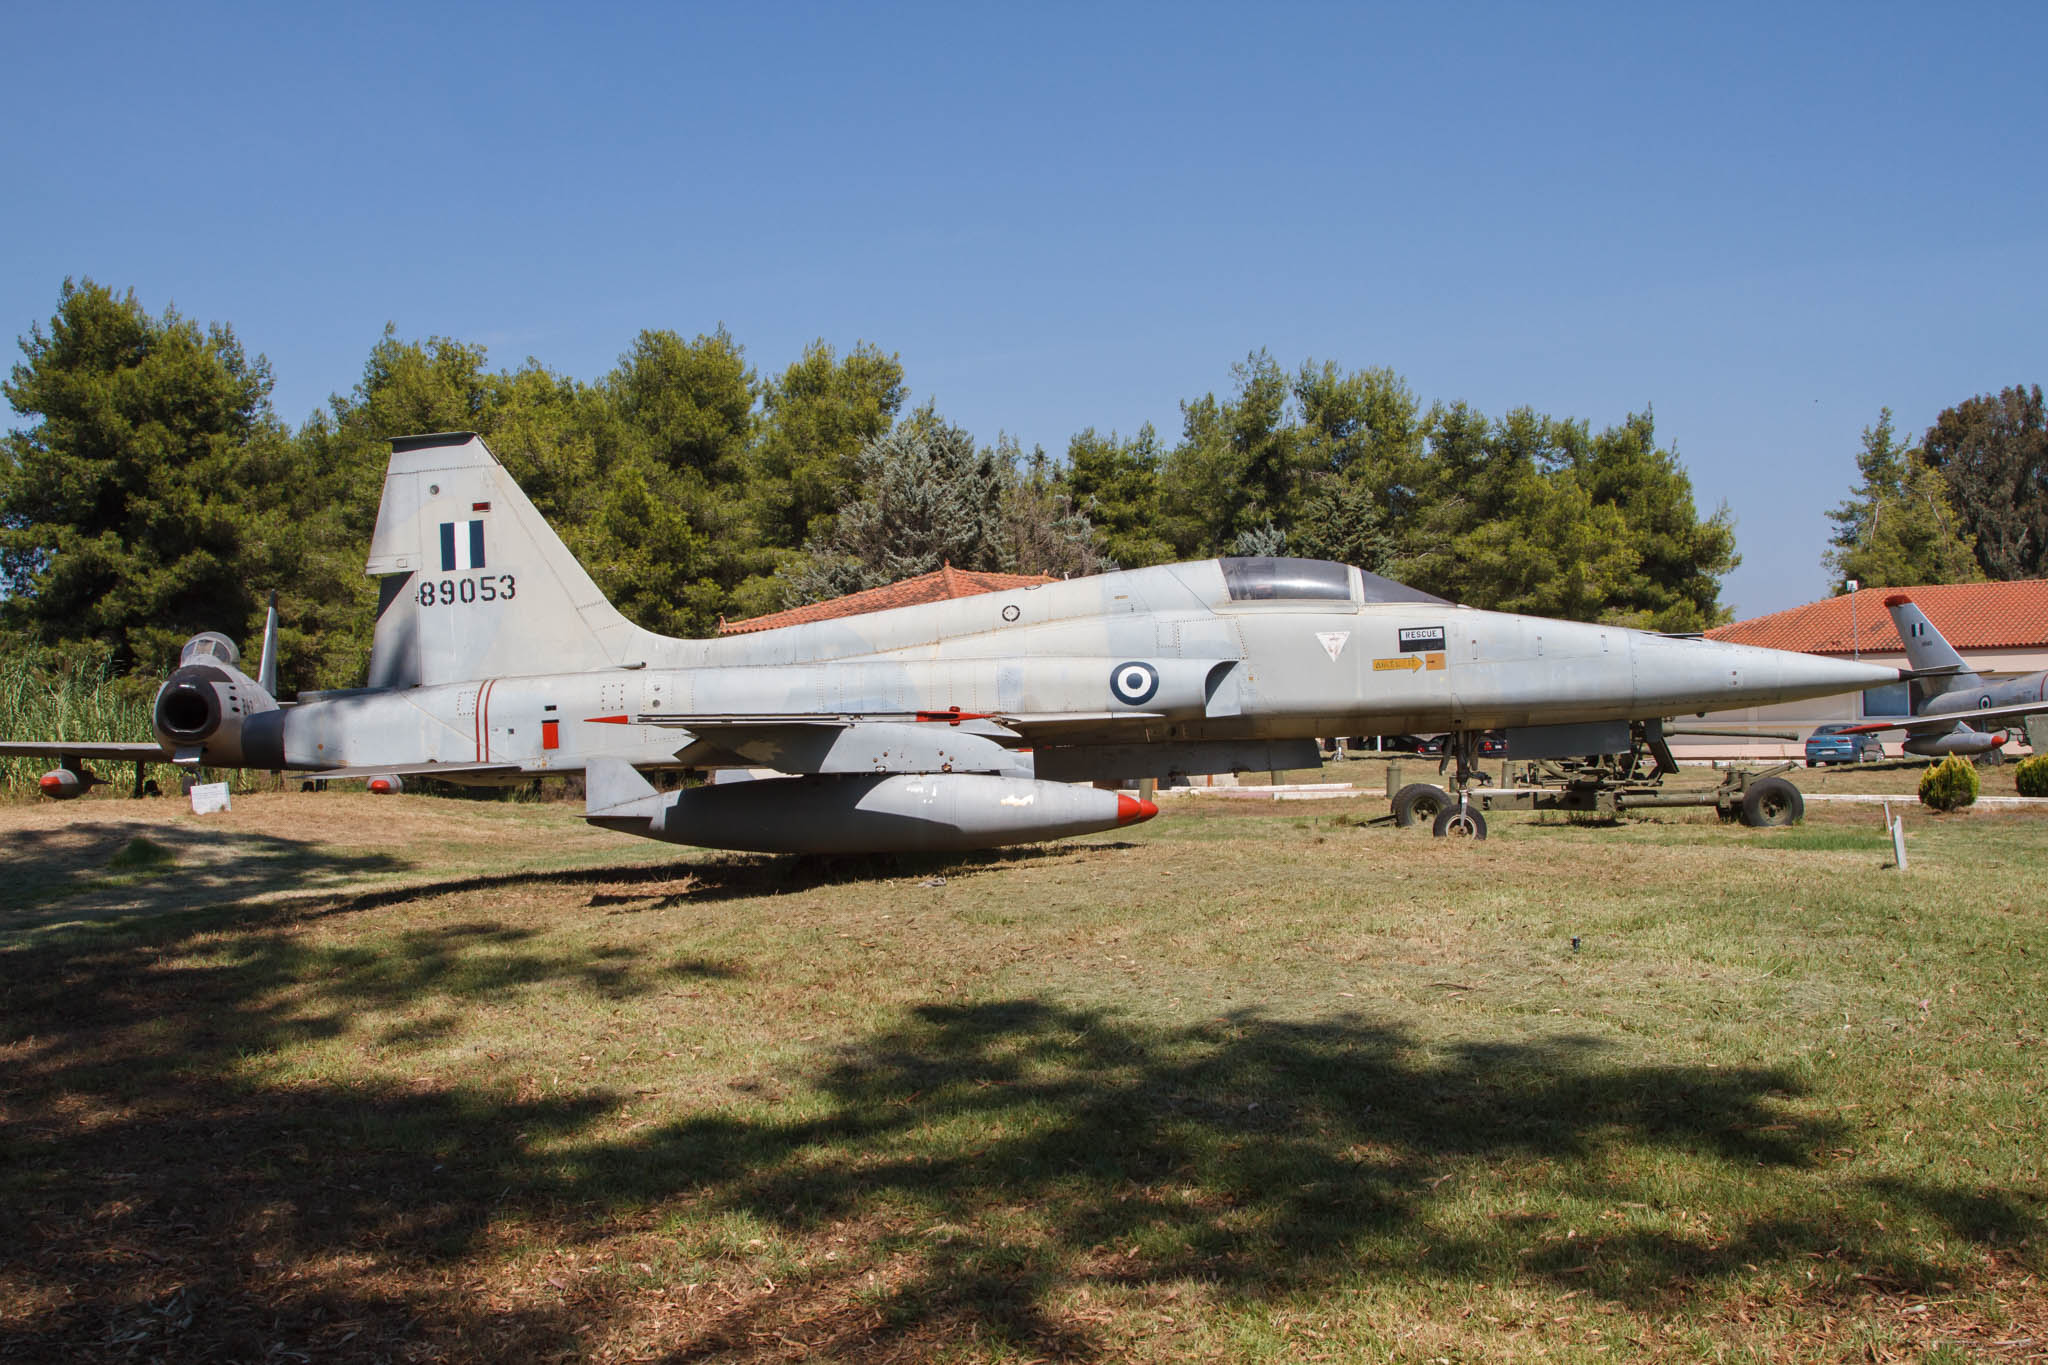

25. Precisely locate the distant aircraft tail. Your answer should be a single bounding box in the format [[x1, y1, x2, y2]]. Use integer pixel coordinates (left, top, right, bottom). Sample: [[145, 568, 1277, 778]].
[[1883, 593, 1978, 698], [363, 432, 666, 688]]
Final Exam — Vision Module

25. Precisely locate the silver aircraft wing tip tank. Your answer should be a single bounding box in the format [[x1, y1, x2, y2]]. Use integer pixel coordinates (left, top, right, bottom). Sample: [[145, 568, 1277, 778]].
[[6, 430, 1903, 854]]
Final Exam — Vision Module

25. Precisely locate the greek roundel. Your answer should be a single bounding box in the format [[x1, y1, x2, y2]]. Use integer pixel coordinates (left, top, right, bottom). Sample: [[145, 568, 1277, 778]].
[[1109, 661, 1160, 706]]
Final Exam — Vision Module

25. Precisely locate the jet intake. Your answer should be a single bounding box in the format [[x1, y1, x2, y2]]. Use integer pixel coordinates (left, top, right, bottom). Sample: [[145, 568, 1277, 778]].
[[584, 760, 1154, 854], [154, 672, 223, 742], [149, 634, 283, 768]]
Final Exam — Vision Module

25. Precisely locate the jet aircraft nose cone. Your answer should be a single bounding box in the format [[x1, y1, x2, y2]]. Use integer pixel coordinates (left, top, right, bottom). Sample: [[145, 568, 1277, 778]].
[[1117, 792, 1158, 825]]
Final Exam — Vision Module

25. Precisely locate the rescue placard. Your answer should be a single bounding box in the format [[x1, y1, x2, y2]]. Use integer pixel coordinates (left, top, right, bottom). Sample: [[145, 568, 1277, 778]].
[[1398, 626, 1446, 653]]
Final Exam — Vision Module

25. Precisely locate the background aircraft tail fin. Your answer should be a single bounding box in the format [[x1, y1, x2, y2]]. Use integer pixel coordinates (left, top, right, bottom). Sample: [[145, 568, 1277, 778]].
[[256, 591, 279, 696], [1882, 593, 1977, 696], [363, 432, 660, 688]]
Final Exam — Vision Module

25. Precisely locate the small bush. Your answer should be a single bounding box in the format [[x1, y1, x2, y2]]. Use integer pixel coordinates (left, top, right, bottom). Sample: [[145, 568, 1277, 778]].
[[1918, 755, 1981, 812], [2017, 753, 2048, 798], [108, 836, 178, 871]]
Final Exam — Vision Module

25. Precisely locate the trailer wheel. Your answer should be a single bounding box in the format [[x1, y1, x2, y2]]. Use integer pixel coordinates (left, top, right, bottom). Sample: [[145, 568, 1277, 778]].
[[1432, 803, 1488, 840], [1740, 776, 1804, 827], [1392, 782, 1451, 828]]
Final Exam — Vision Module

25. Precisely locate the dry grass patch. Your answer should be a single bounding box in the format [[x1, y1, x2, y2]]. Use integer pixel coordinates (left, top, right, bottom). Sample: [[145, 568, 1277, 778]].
[[2, 790, 2044, 1361]]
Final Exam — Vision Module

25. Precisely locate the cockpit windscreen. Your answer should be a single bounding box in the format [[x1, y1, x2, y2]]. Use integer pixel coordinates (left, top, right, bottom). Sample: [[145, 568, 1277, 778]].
[[1220, 557, 1355, 601], [1359, 570, 1450, 606], [1220, 556, 1450, 606]]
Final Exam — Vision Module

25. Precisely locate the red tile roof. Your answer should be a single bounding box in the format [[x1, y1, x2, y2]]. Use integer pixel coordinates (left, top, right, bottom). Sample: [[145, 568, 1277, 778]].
[[1707, 580, 2048, 654], [717, 565, 1057, 635]]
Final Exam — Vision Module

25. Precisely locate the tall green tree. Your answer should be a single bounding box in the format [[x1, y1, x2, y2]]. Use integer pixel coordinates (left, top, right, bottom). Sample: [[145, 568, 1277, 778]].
[[1823, 409, 1981, 590], [1572, 410, 1738, 631], [1920, 384, 2047, 580], [1000, 437, 1114, 578], [607, 326, 755, 482], [1385, 404, 1734, 629], [0, 279, 321, 674], [598, 328, 762, 635], [785, 414, 1108, 603], [1293, 360, 1427, 518], [748, 340, 907, 549], [1160, 350, 1302, 555], [784, 413, 1011, 603], [1061, 424, 1173, 568]]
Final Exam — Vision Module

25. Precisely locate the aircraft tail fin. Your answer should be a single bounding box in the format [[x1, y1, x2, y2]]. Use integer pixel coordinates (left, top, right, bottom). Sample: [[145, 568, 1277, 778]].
[[363, 433, 663, 688], [1883, 594, 1978, 696], [256, 592, 279, 697]]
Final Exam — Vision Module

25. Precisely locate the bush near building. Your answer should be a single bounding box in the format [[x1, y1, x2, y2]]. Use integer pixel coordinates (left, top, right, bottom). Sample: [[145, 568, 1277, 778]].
[[2015, 753, 2048, 798], [1919, 755, 1981, 811]]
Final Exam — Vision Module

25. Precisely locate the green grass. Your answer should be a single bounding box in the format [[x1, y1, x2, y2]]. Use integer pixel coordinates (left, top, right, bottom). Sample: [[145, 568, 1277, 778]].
[[1, 791, 2043, 1361]]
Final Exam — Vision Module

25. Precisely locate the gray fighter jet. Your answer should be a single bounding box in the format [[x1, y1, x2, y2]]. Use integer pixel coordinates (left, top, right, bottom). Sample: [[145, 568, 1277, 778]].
[[4, 431, 1906, 852], [1830, 594, 2048, 758]]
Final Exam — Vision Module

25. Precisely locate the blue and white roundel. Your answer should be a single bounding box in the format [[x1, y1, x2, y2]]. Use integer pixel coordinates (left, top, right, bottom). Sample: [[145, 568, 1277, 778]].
[[1110, 661, 1160, 706]]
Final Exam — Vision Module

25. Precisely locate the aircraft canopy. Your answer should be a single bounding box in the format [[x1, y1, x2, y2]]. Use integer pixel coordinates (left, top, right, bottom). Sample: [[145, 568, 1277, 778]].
[[1219, 556, 1449, 606]]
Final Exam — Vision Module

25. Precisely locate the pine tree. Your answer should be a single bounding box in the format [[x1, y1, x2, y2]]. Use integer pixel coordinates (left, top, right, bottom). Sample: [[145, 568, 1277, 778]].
[[1823, 409, 1981, 591]]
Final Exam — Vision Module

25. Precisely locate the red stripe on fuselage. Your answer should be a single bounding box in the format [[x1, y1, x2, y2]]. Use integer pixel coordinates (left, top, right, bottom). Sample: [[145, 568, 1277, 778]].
[[481, 680, 496, 761]]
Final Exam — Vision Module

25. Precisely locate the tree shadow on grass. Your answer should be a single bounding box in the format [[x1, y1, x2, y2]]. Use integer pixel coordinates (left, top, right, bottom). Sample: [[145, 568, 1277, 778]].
[[3, 922, 2041, 1361], [0, 821, 411, 936], [4, 824, 1110, 953]]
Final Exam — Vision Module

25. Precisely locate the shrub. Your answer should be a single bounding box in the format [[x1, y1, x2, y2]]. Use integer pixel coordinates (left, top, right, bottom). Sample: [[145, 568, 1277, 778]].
[[2017, 753, 2048, 798], [1918, 755, 1981, 812]]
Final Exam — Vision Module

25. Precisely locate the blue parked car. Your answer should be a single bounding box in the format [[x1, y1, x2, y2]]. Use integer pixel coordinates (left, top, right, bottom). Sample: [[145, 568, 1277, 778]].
[[1805, 723, 1884, 766]]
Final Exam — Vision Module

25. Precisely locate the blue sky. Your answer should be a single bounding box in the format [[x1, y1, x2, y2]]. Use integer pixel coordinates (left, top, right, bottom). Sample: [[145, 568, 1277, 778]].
[[6, 3, 2043, 618]]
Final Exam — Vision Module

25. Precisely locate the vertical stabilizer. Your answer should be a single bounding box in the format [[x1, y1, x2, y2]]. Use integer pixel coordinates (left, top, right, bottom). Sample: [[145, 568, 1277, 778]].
[[256, 592, 279, 697], [364, 432, 661, 687], [1883, 594, 1978, 697]]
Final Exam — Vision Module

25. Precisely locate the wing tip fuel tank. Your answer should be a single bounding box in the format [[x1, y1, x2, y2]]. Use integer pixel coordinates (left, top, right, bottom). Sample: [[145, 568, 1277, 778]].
[[583, 759, 1154, 854]]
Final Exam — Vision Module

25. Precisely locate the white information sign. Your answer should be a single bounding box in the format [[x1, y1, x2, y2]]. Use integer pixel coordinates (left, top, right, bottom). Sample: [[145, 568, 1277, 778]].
[[190, 782, 232, 815]]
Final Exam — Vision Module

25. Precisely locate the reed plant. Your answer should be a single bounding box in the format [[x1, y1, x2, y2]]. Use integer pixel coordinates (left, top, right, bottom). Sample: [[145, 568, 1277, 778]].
[[0, 652, 161, 796]]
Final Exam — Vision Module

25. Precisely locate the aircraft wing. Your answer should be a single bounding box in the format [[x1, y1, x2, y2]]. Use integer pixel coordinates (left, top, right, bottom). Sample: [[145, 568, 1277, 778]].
[[645, 712, 1168, 774], [310, 760, 527, 781], [0, 740, 171, 761], [1837, 699, 2048, 736]]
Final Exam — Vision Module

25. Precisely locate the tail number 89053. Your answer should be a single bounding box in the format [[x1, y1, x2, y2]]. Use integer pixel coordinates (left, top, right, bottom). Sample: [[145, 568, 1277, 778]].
[[418, 574, 516, 607]]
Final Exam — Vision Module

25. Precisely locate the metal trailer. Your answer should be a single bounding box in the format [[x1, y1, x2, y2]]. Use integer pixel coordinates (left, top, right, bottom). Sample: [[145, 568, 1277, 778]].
[[1388, 721, 1805, 839]]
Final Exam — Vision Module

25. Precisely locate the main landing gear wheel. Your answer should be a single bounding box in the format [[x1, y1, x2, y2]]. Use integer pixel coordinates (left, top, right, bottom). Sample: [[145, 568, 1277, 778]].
[[1392, 782, 1452, 828], [1431, 803, 1488, 840], [1739, 776, 1803, 827]]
